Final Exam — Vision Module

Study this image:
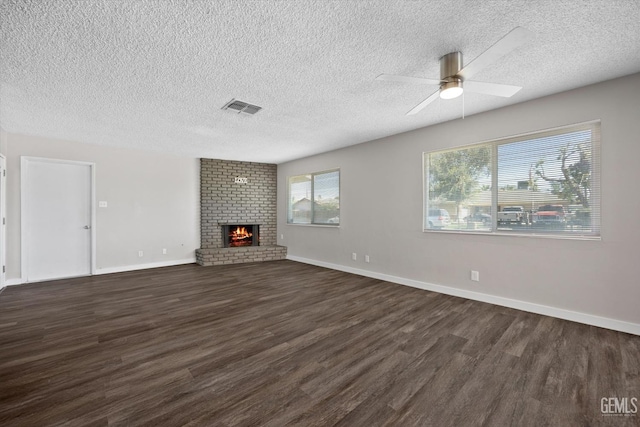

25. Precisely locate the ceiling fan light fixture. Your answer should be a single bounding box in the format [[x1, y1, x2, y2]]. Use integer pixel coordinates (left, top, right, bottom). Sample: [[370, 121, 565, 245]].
[[440, 79, 463, 99], [377, 27, 532, 115]]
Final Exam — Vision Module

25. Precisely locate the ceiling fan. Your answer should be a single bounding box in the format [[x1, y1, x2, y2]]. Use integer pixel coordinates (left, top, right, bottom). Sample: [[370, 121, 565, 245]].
[[377, 27, 533, 115]]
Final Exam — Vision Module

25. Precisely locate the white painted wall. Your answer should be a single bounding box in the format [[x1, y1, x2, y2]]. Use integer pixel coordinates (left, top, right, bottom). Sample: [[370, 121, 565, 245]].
[[278, 73, 640, 330], [5, 134, 200, 281]]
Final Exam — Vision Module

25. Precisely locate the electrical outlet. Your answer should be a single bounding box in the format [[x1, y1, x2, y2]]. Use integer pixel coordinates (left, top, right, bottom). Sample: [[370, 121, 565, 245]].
[[138, 251, 144, 258], [280, 234, 284, 240], [162, 248, 167, 255], [352, 252, 357, 261], [365, 255, 370, 263], [471, 270, 480, 282]]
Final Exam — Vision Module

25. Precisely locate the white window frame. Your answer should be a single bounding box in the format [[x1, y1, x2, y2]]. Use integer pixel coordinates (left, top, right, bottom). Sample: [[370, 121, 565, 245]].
[[287, 168, 340, 226], [423, 121, 601, 240]]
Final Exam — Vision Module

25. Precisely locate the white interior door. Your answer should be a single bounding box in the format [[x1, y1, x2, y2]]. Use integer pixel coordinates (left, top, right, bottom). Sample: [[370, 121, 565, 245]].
[[22, 158, 94, 282]]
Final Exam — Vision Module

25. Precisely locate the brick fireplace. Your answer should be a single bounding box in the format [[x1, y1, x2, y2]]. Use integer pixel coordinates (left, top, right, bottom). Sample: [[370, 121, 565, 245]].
[[196, 159, 287, 266]]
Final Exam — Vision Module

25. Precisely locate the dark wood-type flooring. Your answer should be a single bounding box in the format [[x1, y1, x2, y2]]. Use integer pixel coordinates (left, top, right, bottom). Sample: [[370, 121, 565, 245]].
[[0, 260, 639, 426]]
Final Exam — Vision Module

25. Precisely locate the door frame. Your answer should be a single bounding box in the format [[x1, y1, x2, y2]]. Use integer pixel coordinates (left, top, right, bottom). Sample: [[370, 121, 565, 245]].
[[0, 154, 6, 287], [20, 156, 96, 282]]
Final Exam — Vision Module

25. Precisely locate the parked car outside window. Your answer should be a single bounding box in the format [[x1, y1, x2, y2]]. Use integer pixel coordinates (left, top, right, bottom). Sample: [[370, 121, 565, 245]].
[[428, 209, 450, 229], [465, 212, 492, 224]]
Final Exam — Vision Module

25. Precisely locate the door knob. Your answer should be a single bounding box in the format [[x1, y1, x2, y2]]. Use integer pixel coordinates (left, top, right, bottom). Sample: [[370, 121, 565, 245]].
[[84, 225, 91, 229]]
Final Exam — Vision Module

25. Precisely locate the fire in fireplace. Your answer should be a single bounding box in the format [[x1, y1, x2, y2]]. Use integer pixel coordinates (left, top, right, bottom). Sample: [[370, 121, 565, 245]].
[[229, 226, 252, 246], [222, 224, 259, 247]]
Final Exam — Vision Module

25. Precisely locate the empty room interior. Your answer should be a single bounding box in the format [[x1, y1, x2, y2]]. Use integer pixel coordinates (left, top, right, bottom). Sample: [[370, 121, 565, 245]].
[[1, 1, 640, 425]]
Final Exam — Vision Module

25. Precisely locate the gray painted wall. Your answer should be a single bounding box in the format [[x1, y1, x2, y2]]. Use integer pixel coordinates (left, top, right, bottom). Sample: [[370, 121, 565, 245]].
[[0, 128, 7, 154], [278, 73, 640, 326], [5, 134, 200, 280]]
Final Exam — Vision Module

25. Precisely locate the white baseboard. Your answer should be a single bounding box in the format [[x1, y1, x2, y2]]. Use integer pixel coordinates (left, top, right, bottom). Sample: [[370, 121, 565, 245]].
[[2, 258, 197, 286], [94, 258, 196, 275], [287, 255, 640, 336]]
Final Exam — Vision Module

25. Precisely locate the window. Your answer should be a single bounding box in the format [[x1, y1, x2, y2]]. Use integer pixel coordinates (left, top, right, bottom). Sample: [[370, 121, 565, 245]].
[[424, 121, 600, 238], [288, 169, 340, 225]]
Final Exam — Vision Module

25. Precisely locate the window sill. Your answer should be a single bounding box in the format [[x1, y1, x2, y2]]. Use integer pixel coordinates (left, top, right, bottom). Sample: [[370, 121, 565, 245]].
[[287, 223, 340, 228], [423, 228, 601, 241]]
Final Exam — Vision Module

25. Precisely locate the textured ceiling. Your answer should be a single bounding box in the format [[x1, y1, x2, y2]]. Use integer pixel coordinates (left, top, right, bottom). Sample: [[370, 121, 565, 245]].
[[1, 0, 640, 163]]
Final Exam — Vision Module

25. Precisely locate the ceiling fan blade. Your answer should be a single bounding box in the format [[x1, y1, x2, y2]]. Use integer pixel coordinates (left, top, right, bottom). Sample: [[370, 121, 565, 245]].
[[406, 90, 440, 115], [376, 74, 441, 85], [464, 80, 522, 97], [458, 27, 533, 80]]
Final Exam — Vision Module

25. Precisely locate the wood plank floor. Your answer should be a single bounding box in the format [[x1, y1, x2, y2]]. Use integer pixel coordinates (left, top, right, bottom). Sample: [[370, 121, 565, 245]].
[[0, 260, 638, 426]]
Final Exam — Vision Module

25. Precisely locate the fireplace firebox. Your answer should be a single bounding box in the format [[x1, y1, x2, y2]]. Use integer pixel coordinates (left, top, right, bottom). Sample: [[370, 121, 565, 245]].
[[222, 224, 260, 248]]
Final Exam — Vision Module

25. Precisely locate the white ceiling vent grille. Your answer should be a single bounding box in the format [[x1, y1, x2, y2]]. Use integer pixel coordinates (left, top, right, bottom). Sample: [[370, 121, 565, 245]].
[[222, 99, 262, 115]]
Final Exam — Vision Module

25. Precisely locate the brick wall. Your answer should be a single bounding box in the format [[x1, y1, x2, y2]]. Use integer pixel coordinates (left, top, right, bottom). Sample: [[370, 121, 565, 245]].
[[197, 158, 286, 265]]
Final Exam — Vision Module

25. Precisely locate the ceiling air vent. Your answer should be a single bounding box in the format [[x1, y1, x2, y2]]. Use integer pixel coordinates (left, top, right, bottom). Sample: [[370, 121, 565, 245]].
[[222, 99, 262, 115]]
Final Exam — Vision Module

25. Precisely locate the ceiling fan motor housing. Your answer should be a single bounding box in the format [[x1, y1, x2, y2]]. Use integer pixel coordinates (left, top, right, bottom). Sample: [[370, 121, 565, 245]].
[[440, 51, 463, 80], [440, 52, 463, 98]]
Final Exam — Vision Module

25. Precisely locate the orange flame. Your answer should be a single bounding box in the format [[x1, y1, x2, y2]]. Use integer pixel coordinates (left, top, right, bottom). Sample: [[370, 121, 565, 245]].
[[232, 226, 252, 239]]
